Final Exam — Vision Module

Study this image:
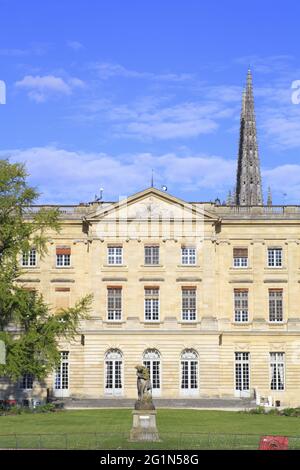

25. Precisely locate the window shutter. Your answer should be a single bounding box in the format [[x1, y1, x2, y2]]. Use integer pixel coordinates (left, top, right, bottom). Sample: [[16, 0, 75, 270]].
[[233, 248, 248, 258], [56, 246, 71, 255]]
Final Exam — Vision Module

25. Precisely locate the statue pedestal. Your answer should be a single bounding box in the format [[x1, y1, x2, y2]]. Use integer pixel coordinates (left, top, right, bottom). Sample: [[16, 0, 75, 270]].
[[129, 410, 160, 442]]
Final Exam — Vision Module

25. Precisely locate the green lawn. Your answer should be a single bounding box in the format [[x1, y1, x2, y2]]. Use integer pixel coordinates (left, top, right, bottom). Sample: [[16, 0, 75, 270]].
[[0, 409, 300, 449]]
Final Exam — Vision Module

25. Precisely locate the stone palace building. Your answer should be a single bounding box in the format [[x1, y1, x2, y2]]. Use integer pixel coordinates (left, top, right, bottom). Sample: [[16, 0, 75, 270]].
[[5, 70, 300, 407]]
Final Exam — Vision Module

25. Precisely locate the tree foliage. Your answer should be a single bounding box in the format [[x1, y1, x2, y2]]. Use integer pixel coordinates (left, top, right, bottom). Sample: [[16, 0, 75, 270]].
[[0, 159, 92, 380]]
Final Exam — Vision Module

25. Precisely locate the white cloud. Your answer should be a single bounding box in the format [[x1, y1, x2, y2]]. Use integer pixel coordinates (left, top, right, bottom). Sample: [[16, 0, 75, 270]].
[[263, 165, 300, 203], [0, 48, 29, 57], [67, 41, 84, 51], [263, 115, 300, 149], [234, 55, 295, 74], [122, 119, 218, 139], [15, 75, 85, 102], [0, 44, 49, 57], [92, 62, 193, 82], [203, 85, 243, 103], [1, 146, 235, 203], [2, 146, 300, 204], [68, 77, 85, 88], [78, 98, 234, 140]]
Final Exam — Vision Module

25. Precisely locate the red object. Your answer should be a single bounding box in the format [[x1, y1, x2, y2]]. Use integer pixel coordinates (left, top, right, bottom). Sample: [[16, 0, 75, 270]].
[[259, 436, 289, 450], [56, 247, 71, 255]]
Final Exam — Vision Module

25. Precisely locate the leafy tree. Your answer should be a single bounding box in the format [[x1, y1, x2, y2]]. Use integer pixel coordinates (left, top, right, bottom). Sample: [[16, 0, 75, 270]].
[[0, 159, 92, 381]]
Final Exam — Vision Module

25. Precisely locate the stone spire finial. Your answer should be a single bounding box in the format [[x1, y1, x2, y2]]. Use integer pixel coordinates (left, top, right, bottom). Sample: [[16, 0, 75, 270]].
[[227, 190, 233, 205], [235, 69, 263, 206], [267, 187, 272, 206]]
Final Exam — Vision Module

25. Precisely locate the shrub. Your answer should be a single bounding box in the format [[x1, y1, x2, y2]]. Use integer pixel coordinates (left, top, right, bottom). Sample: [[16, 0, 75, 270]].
[[0, 402, 64, 415], [33, 403, 57, 413], [248, 406, 266, 414], [266, 408, 281, 416], [281, 407, 300, 417]]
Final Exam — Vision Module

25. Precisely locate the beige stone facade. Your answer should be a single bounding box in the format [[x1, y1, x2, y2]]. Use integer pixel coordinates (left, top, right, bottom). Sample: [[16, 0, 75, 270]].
[[8, 188, 300, 406]]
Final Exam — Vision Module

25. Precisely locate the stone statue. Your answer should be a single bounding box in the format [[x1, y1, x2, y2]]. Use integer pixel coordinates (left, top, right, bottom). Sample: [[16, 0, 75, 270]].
[[134, 365, 155, 410], [130, 365, 159, 442]]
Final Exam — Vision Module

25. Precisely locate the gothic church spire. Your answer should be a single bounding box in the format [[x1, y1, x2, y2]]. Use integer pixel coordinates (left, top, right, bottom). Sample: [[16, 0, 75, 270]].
[[235, 69, 263, 205]]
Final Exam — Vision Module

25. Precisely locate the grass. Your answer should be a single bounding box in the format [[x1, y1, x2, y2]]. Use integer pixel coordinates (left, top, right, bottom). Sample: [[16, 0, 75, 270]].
[[1, 409, 300, 449]]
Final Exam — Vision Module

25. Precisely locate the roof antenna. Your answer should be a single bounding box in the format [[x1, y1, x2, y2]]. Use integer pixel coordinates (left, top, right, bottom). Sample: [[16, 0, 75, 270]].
[[94, 188, 104, 202], [151, 169, 154, 188]]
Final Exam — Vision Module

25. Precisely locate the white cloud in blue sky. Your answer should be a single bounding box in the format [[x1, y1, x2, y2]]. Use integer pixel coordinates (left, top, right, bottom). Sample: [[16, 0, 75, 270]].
[[92, 62, 194, 82], [66, 41, 84, 51], [1, 1, 300, 204], [1, 146, 299, 206], [15, 75, 85, 102]]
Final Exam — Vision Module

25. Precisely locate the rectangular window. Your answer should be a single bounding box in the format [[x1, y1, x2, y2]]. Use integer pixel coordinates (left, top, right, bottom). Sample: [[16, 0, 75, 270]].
[[268, 248, 282, 267], [181, 247, 196, 265], [55, 287, 70, 311], [182, 288, 197, 321], [270, 352, 285, 390], [55, 352, 69, 390], [144, 246, 159, 265], [235, 352, 250, 391], [107, 246, 123, 265], [144, 288, 160, 321], [233, 248, 248, 268], [19, 373, 34, 390], [21, 248, 37, 267], [107, 288, 122, 321], [269, 289, 283, 322], [56, 247, 71, 267], [234, 289, 249, 322]]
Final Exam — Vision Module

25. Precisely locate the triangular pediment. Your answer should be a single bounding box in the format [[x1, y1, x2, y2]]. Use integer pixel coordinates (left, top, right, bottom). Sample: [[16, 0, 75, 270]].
[[87, 187, 219, 222]]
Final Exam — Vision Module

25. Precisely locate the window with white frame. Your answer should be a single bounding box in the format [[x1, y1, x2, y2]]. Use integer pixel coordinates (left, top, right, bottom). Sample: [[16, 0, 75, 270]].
[[269, 289, 283, 322], [268, 248, 282, 267], [181, 349, 198, 392], [144, 288, 159, 321], [54, 352, 69, 390], [21, 248, 37, 267], [270, 352, 285, 390], [235, 352, 250, 392], [56, 247, 71, 267], [143, 349, 161, 392], [182, 288, 197, 321], [107, 246, 123, 265], [19, 373, 34, 390], [107, 287, 122, 321], [144, 246, 159, 265], [105, 349, 123, 394], [234, 289, 249, 322], [181, 247, 196, 265], [233, 248, 248, 268]]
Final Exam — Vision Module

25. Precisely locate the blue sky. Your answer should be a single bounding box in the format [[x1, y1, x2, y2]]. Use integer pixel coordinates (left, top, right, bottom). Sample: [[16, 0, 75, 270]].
[[1, 0, 300, 204]]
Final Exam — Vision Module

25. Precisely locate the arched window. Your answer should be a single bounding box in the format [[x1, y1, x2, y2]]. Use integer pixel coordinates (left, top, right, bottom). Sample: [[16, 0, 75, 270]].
[[143, 349, 161, 396], [105, 349, 123, 396], [180, 349, 198, 395]]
